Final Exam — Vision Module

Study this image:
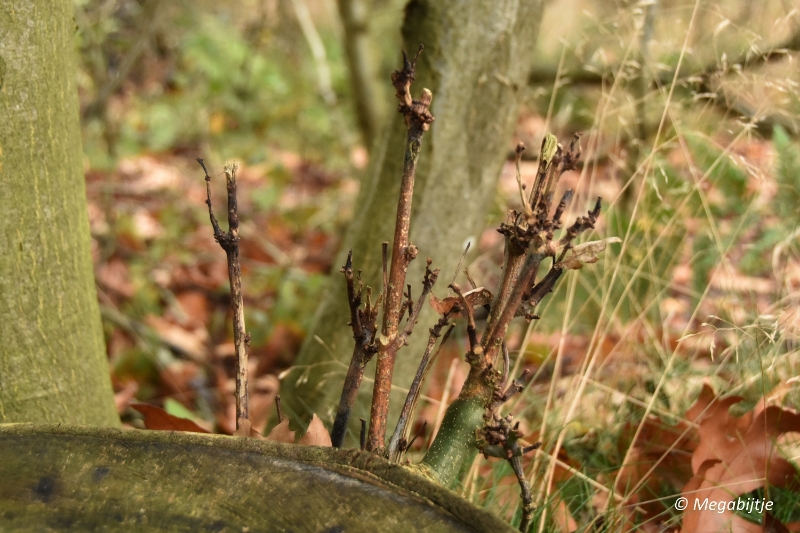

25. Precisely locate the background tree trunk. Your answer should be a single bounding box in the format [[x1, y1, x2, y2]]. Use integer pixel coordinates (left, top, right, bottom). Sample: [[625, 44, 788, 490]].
[[337, 0, 384, 149], [279, 0, 545, 443], [0, 0, 119, 426]]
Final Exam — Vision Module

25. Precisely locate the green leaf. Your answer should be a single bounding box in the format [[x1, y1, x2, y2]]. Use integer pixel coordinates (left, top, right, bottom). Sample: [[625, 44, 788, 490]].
[[163, 398, 202, 423]]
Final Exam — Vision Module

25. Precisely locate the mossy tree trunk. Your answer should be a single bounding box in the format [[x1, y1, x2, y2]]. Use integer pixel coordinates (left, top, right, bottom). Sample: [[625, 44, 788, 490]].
[[0, 0, 119, 426], [280, 0, 545, 442]]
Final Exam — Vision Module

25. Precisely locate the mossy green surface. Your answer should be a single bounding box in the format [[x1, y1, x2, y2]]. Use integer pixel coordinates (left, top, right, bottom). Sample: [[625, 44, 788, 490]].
[[0, 424, 515, 532], [0, 0, 118, 426]]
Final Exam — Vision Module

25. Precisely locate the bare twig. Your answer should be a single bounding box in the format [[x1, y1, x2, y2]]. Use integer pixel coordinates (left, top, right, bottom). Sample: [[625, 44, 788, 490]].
[[387, 314, 454, 461], [331, 250, 379, 447], [198, 158, 249, 429], [451, 283, 479, 353], [275, 394, 284, 422], [367, 46, 434, 452], [511, 453, 534, 532], [449, 242, 471, 291], [490, 369, 531, 412], [477, 413, 541, 532], [500, 342, 510, 391], [399, 261, 440, 344], [406, 420, 427, 452]]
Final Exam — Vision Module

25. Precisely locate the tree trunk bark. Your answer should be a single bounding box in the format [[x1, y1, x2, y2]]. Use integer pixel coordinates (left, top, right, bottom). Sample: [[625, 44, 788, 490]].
[[279, 0, 544, 443], [0, 0, 119, 426]]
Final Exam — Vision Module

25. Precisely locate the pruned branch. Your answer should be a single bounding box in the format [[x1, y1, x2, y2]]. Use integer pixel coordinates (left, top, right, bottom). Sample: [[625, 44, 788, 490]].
[[367, 46, 435, 452]]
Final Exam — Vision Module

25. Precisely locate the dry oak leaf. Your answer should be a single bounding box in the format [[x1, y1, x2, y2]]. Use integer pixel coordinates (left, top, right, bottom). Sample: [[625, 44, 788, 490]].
[[556, 237, 621, 271], [679, 397, 800, 533], [552, 494, 579, 533], [688, 384, 754, 473], [298, 414, 332, 447], [429, 287, 493, 317], [266, 418, 296, 444], [130, 403, 210, 434]]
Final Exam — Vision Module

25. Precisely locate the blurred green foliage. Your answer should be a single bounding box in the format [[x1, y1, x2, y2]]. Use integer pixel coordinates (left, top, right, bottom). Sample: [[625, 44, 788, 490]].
[[74, 0, 361, 169]]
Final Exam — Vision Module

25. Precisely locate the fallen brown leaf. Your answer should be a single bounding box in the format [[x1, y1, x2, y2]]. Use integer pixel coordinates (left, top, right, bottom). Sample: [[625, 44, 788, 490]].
[[552, 495, 578, 533], [429, 287, 493, 317], [266, 418, 296, 443], [690, 389, 752, 473], [145, 315, 208, 362], [175, 290, 211, 327], [679, 396, 800, 533], [96, 257, 135, 298], [298, 414, 332, 447], [130, 403, 210, 434]]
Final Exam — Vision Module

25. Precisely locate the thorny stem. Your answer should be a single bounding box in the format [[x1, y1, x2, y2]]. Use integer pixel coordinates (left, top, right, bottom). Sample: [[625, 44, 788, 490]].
[[198, 158, 250, 429], [367, 46, 434, 452]]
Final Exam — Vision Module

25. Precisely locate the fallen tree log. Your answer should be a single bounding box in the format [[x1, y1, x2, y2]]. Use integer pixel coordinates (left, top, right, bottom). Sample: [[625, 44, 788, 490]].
[[0, 424, 515, 532]]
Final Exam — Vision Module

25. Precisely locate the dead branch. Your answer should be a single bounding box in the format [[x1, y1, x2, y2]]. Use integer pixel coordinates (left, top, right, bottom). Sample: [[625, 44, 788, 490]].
[[420, 133, 614, 505], [387, 313, 455, 461], [331, 250, 379, 448], [477, 413, 541, 532], [198, 158, 250, 429]]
